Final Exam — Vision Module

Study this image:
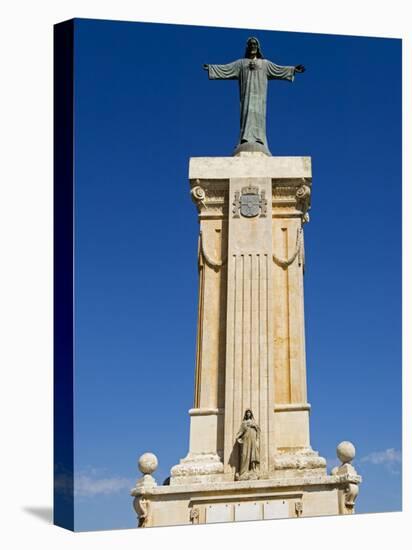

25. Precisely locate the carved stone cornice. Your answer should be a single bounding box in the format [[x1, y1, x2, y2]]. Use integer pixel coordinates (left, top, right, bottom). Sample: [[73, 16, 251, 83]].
[[272, 177, 312, 222], [190, 175, 312, 221], [190, 179, 228, 219]]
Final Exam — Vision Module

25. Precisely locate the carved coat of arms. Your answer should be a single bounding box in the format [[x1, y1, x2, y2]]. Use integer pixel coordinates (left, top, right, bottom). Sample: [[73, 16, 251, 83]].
[[233, 186, 267, 218]]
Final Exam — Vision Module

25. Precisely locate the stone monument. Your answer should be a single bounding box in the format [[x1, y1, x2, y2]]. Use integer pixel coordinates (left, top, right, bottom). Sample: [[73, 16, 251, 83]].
[[131, 37, 361, 527]]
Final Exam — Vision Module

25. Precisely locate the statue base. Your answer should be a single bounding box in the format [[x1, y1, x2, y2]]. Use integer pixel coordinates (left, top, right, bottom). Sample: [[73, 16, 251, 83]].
[[131, 468, 362, 527], [233, 141, 271, 156]]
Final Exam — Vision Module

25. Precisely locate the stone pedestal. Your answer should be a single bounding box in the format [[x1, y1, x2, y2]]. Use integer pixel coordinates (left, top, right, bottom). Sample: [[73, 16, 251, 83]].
[[131, 153, 361, 527], [131, 469, 361, 527]]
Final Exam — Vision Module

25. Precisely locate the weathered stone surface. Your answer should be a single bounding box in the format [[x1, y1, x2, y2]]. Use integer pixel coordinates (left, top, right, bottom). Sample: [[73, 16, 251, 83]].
[[272, 448, 327, 472], [170, 452, 224, 484]]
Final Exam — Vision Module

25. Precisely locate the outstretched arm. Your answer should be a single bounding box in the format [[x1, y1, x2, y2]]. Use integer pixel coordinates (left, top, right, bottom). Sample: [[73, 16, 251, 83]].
[[203, 60, 240, 80], [266, 60, 297, 81]]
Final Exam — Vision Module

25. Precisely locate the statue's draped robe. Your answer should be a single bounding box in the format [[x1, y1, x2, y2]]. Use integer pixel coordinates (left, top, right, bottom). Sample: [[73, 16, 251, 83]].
[[236, 419, 260, 478], [207, 59, 295, 150]]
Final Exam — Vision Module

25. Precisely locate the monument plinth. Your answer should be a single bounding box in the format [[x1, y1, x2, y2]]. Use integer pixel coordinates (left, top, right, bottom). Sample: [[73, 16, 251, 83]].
[[131, 153, 362, 527]]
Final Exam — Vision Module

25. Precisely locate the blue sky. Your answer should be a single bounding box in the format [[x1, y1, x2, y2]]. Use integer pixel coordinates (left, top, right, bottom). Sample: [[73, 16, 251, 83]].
[[72, 18, 401, 530]]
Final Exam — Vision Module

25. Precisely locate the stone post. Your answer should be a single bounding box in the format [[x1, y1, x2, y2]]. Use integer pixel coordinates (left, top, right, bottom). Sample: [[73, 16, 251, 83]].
[[131, 453, 158, 527], [333, 441, 361, 515], [170, 153, 325, 483]]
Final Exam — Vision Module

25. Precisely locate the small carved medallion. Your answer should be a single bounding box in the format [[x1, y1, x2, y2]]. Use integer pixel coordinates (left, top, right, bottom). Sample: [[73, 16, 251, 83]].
[[233, 186, 267, 218], [190, 507, 200, 524]]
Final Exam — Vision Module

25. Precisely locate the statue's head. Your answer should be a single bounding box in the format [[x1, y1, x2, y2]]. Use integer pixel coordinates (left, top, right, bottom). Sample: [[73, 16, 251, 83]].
[[243, 409, 254, 420], [244, 37, 263, 59]]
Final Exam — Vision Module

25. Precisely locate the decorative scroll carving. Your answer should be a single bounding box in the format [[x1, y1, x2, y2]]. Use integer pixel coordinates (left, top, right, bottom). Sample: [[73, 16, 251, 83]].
[[343, 482, 359, 514], [136, 497, 151, 528], [296, 181, 311, 224], [191, 185, 206, 210], [334, 466, 361, 515], [190, 180, 228, 217], [272, 227, 303, 269]]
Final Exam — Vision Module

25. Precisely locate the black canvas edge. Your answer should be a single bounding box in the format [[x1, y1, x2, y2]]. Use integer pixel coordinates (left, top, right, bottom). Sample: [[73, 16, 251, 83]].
[[53, 18, 75, 531]]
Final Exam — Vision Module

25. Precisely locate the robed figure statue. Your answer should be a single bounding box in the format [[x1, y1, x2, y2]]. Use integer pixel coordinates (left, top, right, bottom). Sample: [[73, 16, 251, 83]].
[[203, 37, 305, 156], [235, 409, 261, 480]]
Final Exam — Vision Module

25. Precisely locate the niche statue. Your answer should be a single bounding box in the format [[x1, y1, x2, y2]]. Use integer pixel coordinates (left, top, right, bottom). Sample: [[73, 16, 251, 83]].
[[235, 409, 261, 480], [203, 36, 305, 156]]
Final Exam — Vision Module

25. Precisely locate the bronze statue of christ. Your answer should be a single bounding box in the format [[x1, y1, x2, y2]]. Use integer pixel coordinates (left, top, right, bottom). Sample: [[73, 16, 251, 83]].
[[203, 37, 305, 155]]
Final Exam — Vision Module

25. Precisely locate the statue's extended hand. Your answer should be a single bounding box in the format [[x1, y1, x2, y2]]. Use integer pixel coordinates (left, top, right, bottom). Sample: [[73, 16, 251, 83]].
[[237, 438, 243, 445], [203, 64, 209, 70], [294, 64, 306, 73]]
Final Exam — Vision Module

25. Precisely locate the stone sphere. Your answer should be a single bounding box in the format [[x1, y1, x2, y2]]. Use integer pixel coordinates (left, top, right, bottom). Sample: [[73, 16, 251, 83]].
[[138, 452, 158, 475], [336, 441, 356, 464]]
